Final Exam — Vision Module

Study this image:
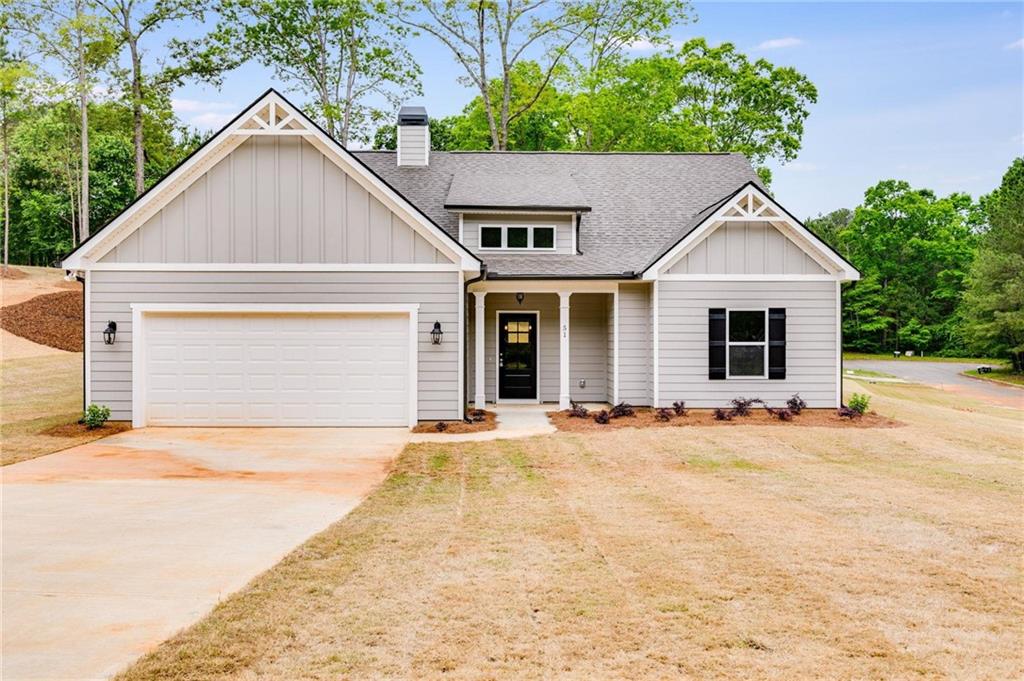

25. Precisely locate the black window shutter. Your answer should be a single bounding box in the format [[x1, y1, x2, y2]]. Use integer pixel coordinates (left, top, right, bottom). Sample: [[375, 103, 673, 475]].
[[709, 308, 726, 380], [768, 308, 786, 380]]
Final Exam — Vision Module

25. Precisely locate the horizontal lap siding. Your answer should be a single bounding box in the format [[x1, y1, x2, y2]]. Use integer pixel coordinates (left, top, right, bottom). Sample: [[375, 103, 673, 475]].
[[657, 280, 837, 408], [618, 283, 651, 405], [569, 294, 607, 402], [89, 270, 460, 421]]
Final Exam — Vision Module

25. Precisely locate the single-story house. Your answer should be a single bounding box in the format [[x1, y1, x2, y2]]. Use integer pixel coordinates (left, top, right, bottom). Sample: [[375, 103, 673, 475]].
[[62, 89, 859, 428]]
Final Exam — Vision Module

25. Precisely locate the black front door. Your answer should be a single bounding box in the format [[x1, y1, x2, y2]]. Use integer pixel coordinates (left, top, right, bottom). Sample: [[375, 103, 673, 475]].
[[498, 313, 537, 400]]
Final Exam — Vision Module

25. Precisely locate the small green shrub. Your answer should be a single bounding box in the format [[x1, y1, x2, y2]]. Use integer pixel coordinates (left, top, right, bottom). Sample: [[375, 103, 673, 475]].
[[82, 404, 111, 429], [848, 393, 871, 415]]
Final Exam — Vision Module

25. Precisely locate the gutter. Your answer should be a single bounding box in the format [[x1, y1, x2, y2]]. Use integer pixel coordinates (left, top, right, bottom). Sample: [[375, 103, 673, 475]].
[[462, 264, 488, 422]]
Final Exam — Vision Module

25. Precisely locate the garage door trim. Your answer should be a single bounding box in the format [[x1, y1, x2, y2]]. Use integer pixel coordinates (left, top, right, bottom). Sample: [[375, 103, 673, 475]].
[[130, 303, 419, 428]]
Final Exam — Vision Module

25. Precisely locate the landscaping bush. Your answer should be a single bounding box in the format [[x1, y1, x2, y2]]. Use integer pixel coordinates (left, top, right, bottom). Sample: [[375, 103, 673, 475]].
[[434, 421, 449, 432], [713, 408, 733, 421], [468, 409, 487, 422], [655, 408, 673, 422], [773, 408, 794, 421], [672, 400, 688, 416], [610, 402, 635, 418], [593, 410, 611, 425], [786, 394, 807, 414], [848, 393, 871, 415], [82, 404, 111, 429], [729, 397, 760, 416], [837, 406, 859, 419], [568, 401, 589, 418]]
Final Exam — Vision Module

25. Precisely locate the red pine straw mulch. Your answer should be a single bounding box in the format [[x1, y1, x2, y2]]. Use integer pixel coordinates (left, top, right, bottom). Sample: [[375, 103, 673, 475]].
[[548, 407, 902, 431], [41, 421, 132, 438], [413, 410, 498, 434], [0, 290, 84, 352], [1, 266, 28, 279]]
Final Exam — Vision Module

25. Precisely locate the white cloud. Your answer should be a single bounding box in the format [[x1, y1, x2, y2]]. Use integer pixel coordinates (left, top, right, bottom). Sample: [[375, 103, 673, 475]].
[[756, 37, 803, 50], [625, 36, 685, 51], [1006, 38, 1024, 50], [190, 112, 236, 130], [172, 98, 237, 130]]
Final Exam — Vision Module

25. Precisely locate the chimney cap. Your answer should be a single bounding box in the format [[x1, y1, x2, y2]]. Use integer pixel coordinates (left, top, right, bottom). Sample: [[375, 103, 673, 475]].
[[398, 106, 429, 126]]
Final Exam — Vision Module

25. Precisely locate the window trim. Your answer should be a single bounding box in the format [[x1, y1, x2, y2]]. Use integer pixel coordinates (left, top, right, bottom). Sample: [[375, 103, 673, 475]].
[[725, 308, 768, 379], [477, 224, 557, 251]]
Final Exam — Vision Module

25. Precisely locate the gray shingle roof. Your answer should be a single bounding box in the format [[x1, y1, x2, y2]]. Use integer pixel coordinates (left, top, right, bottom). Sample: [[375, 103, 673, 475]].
[[353, 150, 762, 277], [445, 169, 590, 211]]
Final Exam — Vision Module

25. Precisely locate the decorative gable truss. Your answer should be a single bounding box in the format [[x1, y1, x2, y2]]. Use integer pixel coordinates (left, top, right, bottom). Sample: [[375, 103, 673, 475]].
[[643, 182, 859, 281], [62, 90, 481, 273]]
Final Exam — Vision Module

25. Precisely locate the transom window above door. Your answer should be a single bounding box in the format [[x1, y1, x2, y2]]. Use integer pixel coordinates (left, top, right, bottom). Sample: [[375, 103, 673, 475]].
[[479, 224, 556, 250]]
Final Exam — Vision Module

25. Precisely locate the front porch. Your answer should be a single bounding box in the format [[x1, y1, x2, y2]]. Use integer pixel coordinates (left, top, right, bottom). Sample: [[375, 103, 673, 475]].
[[467, 281, 649, 409]]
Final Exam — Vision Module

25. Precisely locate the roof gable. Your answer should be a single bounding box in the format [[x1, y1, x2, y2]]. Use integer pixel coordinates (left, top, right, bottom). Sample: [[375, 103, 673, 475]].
[[642, 182, 860, 281], [62, 90, 480, 272]]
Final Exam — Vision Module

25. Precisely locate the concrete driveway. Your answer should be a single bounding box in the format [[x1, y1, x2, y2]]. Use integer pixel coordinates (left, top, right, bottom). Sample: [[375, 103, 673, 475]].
[[1, 427, 408, 681], [846, 359, 1023, 408]]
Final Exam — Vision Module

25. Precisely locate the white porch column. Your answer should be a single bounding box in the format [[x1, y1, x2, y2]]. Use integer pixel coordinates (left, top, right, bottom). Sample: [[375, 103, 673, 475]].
[[559, 291, 572, 409], [473, 291, 487, 407]]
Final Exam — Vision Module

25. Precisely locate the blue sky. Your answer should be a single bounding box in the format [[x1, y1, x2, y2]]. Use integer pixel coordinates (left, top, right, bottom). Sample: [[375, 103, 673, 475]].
[[169, 1, 1023, 218]]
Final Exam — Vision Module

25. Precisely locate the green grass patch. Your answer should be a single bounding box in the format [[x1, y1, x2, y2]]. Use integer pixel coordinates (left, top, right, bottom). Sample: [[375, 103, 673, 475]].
[[963, 368, 1024, 387], [843, 352, 1007, 364]]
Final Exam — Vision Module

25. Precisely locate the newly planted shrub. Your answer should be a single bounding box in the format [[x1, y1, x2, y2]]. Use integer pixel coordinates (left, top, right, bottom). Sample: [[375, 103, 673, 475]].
[[434, 421, 449, 432], [729, 397, 759, 417], [82, 404, 111, 429], [672, 400, 688, 416], [713, 408, 733, 421], [568, 401, 589, 418], [774, 408, 794, 421], [468, 409, 486, 422], [837, 406, 858, 419], [848, 393, 871, 415], [610, 402, 635, 418], [593, 410, 611, 425], [786, 394, 807, 414], [655, 408, 673, 422]]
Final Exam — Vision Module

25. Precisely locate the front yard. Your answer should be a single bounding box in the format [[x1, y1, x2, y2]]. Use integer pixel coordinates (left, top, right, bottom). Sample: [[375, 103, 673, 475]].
[[119, 381, 1022, 680]]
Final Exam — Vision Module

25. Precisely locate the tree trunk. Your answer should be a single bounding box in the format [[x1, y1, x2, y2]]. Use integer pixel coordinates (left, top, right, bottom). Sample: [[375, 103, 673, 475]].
[[76, 0, 90, 240], [2, 96, 9, 270], [129, 36, 144, 195]]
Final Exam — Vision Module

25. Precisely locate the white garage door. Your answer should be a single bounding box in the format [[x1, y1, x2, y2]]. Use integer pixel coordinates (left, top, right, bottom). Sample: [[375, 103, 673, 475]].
[[143, 313, 410, 426]]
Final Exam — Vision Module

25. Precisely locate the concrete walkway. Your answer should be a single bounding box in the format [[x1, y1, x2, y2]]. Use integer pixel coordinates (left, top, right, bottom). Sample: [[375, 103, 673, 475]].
[[2, 427, 408, 681], [846, 359, 1023, 409], [410, 403, 571, 443]]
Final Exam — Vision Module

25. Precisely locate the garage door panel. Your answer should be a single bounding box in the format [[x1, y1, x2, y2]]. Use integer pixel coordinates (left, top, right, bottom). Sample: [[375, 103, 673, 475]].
[[143, 313, 409, 426]]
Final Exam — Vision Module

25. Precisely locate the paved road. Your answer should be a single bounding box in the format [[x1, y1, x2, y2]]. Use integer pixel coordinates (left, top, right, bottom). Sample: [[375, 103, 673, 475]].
[[846, 359, 1023, 409], [2, 427, 408, 681]]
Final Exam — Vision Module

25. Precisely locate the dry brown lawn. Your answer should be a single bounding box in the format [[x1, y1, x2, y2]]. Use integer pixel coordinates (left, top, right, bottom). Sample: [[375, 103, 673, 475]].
[[0, 353, 128, 466], [119, 380, 1022, 680]]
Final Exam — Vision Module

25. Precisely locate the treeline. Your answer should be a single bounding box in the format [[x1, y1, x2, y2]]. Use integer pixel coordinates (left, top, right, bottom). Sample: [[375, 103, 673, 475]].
[[3, 0, 816, 266], [808, 159, 1023, 369]]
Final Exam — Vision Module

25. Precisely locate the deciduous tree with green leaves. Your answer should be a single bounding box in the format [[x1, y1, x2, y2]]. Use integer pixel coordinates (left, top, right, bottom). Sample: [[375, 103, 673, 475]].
[[836, 180, 980, 355], [205, 0, 421, 145], [398, 0, 690, 150], [961, 158, 1024, 371]]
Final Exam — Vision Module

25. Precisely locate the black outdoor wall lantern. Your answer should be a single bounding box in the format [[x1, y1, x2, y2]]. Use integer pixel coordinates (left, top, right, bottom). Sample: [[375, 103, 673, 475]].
[[103, 321, 117, 345], [515, 292, 525, 305], [430, 320, 443, 345]]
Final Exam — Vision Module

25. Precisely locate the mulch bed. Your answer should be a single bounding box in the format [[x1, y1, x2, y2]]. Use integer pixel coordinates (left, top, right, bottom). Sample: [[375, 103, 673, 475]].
[[1, 266, 27, 279], [41, 421, 132, 438], [1, 290, 84, 352], [548, 407, 902, 431], [413, 410, 497, 434]]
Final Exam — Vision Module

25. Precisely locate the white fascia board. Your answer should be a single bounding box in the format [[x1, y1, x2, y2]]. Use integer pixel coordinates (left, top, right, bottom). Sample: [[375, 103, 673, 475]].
[[130, 302, 420, 314], [86, 263, 459, 272], [643, 184, 860, 282], [469, 279, 622, 294]]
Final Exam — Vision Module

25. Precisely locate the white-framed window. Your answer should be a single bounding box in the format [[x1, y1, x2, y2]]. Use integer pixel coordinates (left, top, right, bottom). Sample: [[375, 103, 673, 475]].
[[726, 309, 767, 378], [478, 224, 557, 251]]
